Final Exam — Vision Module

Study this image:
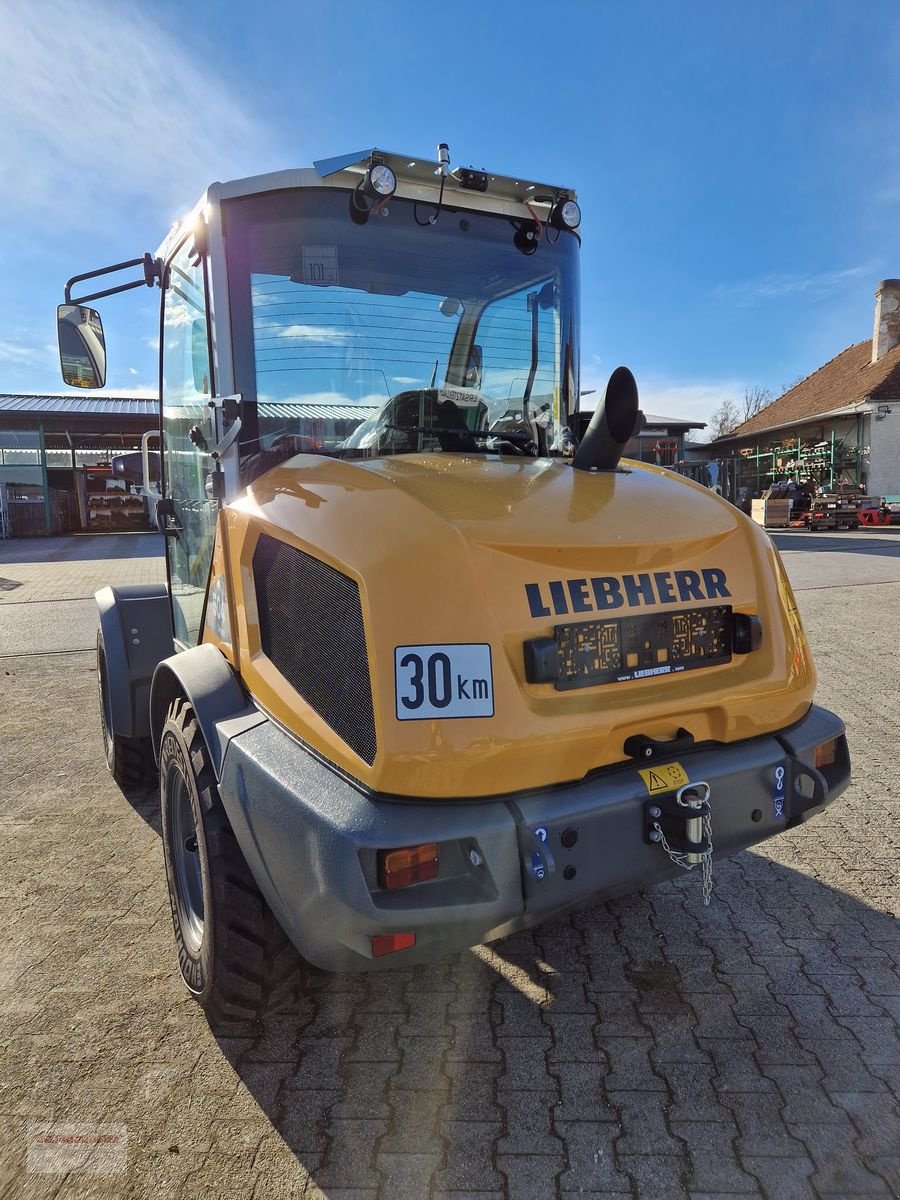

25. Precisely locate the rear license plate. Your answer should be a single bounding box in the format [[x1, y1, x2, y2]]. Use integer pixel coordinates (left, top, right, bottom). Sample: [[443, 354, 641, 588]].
[[553, 605, 732, 690]]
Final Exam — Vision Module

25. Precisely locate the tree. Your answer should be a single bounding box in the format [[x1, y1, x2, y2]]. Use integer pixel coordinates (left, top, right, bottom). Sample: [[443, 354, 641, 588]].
[[709, 397, 741, 439], [743, 385, 772, 422]]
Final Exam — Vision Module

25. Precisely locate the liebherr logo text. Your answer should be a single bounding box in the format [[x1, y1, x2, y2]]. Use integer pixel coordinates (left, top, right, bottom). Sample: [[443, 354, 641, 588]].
[[525, 568, 731, 619]]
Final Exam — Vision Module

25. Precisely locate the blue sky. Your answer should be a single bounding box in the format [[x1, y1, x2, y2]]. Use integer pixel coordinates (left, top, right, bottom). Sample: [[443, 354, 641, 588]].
[[1, 0, 898, 432]]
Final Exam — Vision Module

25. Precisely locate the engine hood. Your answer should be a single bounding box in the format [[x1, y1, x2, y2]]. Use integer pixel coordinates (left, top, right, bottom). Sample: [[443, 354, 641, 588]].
[[216, 454, 815, 798]]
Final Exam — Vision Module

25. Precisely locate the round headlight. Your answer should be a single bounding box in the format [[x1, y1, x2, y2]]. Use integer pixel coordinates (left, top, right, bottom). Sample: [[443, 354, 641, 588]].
[[368, 164, 397, 197], [556, 199, 581, 229]]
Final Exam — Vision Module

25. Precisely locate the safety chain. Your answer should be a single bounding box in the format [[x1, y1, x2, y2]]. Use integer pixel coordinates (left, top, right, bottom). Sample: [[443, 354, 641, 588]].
[[651, 808, 714, 906]]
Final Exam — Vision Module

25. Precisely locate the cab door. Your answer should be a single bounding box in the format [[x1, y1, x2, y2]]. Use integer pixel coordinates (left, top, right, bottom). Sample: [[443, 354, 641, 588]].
[[160, 239, 218, 646]]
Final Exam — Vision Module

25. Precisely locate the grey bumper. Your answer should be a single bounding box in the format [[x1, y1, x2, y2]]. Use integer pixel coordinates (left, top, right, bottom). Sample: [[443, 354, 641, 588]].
[[217, 704, 850, 972]]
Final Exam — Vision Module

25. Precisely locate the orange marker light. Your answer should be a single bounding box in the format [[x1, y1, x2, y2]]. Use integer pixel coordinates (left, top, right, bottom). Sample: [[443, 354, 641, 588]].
[[378, 843, 439, 890], [815, 738, 838, 769], [372, 932, 416, 957]]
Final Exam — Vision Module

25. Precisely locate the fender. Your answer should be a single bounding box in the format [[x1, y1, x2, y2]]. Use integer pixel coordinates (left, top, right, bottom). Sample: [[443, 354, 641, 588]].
[[96, 584, 172, 739], [150, 643, 265, 779]]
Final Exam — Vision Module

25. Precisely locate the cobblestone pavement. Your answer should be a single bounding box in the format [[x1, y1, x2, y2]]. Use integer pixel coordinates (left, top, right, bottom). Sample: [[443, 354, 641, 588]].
[[0, 535, 165, 604], [0, 534, 897, 1199]]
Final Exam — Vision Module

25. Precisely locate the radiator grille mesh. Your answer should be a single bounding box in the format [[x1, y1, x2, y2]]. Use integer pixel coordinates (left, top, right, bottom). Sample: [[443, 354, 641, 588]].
[[253, 533, 377, 765]]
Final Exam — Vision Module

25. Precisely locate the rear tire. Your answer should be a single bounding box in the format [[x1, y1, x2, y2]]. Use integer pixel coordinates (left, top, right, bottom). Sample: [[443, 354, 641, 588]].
[[97, 630, 153, 788], [159, 697, 306, 1023]]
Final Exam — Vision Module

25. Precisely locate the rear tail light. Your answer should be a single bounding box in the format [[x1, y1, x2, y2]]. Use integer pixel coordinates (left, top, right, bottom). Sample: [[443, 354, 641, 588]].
[[815, 738, 838, 769], [371, 932, 416, 957], [378, 843, 439, 890]]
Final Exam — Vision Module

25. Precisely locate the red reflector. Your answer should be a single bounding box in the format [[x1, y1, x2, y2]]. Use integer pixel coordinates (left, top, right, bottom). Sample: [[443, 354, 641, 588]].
[[371, 932, 416, 958], [378, 843, 439, 890]]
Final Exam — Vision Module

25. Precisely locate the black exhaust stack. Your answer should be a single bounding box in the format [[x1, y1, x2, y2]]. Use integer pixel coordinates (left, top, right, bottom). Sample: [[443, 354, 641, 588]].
[[572, 366, 642, 472]]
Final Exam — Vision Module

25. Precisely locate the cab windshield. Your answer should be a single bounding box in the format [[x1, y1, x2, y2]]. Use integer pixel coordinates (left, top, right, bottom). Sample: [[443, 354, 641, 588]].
[[223, 188, 579, 482]]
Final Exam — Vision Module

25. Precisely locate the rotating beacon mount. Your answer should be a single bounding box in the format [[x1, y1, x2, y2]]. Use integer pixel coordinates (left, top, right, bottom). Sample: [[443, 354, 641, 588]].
[[644, 781, 715, 905]]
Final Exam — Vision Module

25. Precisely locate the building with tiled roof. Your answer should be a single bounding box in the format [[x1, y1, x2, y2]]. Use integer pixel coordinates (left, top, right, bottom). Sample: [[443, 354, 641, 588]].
[[707, 280, 900, 501]]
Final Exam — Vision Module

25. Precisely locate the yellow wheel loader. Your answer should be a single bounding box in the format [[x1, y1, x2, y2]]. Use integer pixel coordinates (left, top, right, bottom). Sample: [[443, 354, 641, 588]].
[[59, 147, 850, 1022]]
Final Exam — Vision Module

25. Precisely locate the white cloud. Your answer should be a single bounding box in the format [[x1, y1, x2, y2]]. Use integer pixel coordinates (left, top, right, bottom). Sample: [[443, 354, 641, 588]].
[[274, 325, 352, 342], [712, 265, 872, 308], [0, 335, 59, 364], [0, 0, 276, 228], [0, 341, 39, 364], [579, 368, 746, 432]]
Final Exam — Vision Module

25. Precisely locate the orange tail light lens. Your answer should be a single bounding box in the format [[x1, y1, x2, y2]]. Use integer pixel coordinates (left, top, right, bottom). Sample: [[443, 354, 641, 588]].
[[378, 843, 439, 890], [815, 738, 838, 769], [371, 932, 416, 957]]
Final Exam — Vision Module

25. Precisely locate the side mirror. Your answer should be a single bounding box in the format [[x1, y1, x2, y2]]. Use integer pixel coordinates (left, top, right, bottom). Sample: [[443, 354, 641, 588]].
[[57, 303, 106, 389]]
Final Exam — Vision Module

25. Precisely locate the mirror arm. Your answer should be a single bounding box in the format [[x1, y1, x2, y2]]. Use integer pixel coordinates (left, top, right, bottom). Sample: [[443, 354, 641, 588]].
[[65, 253, 160, 304]]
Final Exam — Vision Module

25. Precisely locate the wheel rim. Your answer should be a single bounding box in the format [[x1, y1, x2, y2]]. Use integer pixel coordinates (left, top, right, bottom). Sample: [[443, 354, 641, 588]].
[[168, 768, 205, 955]]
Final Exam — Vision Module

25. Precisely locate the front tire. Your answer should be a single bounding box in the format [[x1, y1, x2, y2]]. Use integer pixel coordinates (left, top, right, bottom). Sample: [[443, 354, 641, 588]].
[[97, 630, 153, 788], [159, 698, 305, 1023]]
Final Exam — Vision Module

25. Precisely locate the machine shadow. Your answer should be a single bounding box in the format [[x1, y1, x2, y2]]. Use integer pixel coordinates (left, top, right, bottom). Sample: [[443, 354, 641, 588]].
[[209, 851, 898, 1197], [119, 777, 162, 835]]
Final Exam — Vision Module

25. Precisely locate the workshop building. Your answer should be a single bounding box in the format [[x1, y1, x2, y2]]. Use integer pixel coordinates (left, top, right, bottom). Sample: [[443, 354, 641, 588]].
[[0, 394, 156, 537], [705, 279, 900, 506]]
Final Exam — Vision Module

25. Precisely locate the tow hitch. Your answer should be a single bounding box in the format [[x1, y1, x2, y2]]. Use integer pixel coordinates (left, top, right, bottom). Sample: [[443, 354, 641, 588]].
[[644, 781, 714, 905]]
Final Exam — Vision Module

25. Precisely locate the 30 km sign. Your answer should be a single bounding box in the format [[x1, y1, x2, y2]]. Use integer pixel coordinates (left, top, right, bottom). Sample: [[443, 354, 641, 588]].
[[394, 644, 494, 720]]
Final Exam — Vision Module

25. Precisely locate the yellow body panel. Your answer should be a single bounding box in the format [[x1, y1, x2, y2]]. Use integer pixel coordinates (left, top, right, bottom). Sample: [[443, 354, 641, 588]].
[[204, 453, 815, 799]]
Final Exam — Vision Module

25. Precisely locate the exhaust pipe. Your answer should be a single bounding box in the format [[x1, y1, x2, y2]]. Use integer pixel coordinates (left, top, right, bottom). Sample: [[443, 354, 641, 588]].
[[572, 366, 642, 472]]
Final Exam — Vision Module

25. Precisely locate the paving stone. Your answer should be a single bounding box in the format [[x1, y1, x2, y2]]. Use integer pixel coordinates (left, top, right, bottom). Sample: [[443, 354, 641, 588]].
[[642, 1011, 713, 1064], [609, 1090, 684, 1157], [591, 992, 647, 1037], [741, 1154, 817, 1199], [601, 1038, 666, 1092], [440, 1060, 502, 1123], [496, 1037, 557, 1093], [313, 1119, 385, 1190], [791, 1120, 892, 1195], [375, 1151, 442, 1198], [829, 1090, 900, 1156], [391, 1037, 452, 1094], [868, 1156, 900, 1196], [703, 1041, 776, 1094], [430, 1123, 504, 1193], [555, 1069, 619, 1124], [544, 1012, 602, 1063], [655, 1062, 734, 1123], [761, 1064, 846, 1124], [619, 1153, 690, 1197], [555, 1121, 631, 1193], [720, 1093, 810, 1157], [498, 1153, 565, 1199], [673, 1120, 760, 1194], [496, 1090, 564, 1156]]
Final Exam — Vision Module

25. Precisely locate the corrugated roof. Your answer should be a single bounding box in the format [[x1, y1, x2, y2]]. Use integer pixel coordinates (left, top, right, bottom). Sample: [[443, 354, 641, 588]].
[[720, 339, 900, 441], [639, 413, 707, 430], [259, 402, 378, 420], [0, 394, 158, 417]]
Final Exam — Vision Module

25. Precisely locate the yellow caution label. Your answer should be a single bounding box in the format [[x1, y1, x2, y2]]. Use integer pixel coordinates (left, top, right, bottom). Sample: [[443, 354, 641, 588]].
[[638, 761, 690, 794]]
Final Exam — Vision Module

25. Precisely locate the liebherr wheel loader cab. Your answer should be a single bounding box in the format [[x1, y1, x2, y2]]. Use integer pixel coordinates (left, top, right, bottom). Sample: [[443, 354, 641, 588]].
[[61, 147, 851, 1021]]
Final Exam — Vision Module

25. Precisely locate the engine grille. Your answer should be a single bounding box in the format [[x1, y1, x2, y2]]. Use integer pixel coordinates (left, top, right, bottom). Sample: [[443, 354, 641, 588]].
[[253, 533, 377, 765]]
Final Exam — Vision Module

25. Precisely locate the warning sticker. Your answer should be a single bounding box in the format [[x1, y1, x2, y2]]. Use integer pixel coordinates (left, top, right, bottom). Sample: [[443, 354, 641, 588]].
[[638, 761, 690, 794], [437, 386, 485, 409]]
